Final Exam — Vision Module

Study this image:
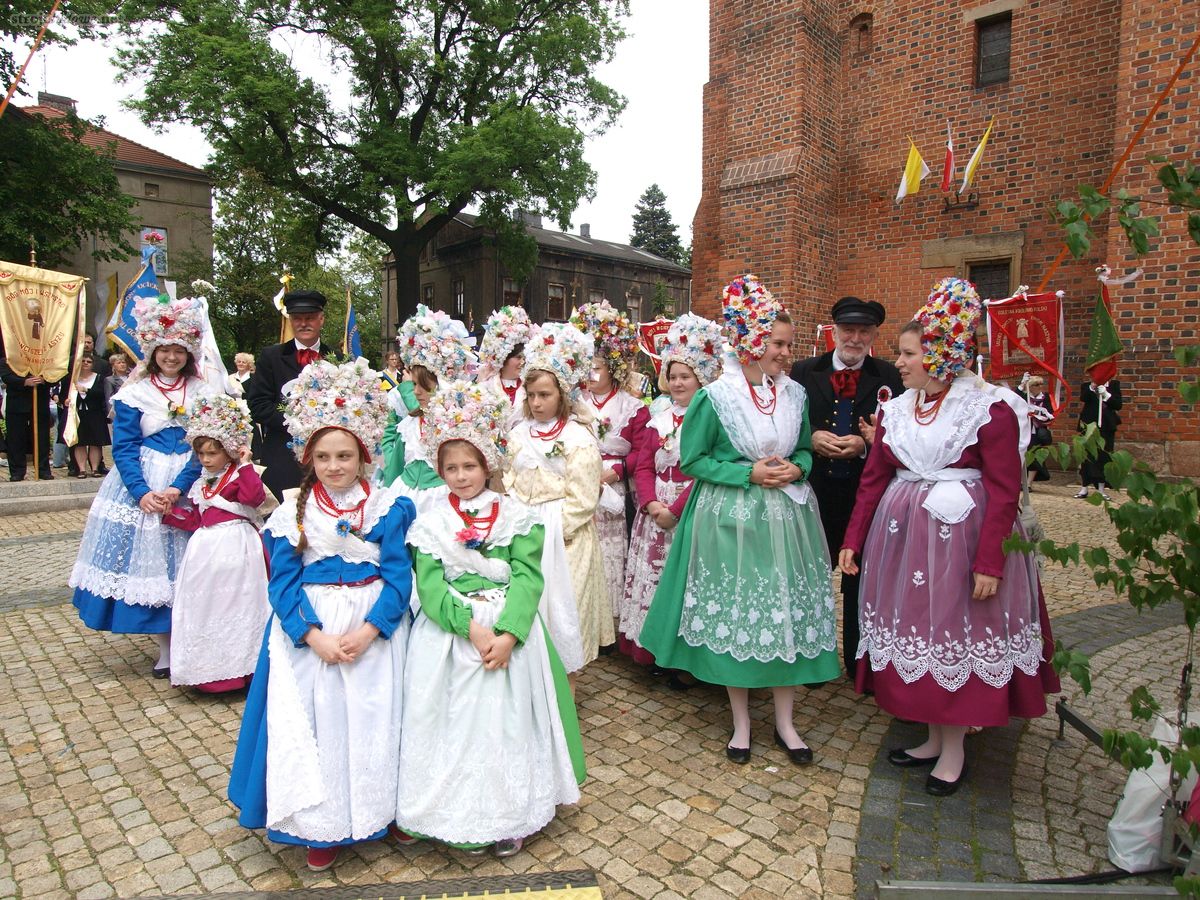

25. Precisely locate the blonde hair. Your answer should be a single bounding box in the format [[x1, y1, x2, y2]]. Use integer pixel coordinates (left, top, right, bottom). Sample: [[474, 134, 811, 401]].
[[234, 352, 255, 371], [522, 369, 595, 429]]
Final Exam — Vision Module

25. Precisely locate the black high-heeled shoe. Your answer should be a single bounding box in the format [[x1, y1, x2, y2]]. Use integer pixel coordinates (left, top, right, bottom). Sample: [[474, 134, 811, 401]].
[[773, 728, 814, 766], [725, 734, 751, 764]]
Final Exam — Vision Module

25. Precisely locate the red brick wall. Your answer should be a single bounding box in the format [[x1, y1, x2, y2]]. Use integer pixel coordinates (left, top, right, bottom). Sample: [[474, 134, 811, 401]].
[[694, 0, 1200, 472]]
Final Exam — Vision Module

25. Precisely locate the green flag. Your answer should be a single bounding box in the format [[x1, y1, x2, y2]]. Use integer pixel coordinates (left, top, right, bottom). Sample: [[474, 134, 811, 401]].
[[1084, 293, 1121, 385]]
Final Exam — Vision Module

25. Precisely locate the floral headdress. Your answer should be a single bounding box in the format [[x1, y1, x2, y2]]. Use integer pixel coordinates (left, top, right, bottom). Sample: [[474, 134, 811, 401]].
[[659, 313, 725, 387], [281, 359, 389, 464], [185, 394, 253, 459], [913, 277, 983, 382], [521, 322, 596, 404], [421, 379, 510, 473], [478, 305, 534, 377], [569, 299, 638, 386], [133, 292, 205, 359], [397, 304, 477, 382], [721, 274, 783, 365]]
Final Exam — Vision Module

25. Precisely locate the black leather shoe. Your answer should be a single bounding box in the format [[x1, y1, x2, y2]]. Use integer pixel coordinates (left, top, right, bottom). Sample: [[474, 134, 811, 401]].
[[666, 672, 695, 692], [725, 743, 750, 764], [152, 666, 170, 679], [887, 748, 939, 768], [773, 729, 814, 766], [926, 762, 967, 797], [598, 643, 616, 656]]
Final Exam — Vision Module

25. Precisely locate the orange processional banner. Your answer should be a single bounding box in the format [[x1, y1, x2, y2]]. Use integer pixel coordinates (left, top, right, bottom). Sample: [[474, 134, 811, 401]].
[[984, 290, 1066, 411], [0, 261, 86, 381]]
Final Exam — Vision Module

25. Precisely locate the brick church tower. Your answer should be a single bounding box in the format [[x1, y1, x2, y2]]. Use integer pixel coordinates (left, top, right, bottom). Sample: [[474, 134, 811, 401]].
[[693, 0, 1198, 474]]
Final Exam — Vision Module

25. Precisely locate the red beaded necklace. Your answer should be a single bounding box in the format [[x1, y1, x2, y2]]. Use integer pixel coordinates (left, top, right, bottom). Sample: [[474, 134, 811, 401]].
[[313, 478, 370, 531], [450, 493, 500, 541], [530, 416, 568, 441], [200, 464, 236, 500], [152, 373, 187, 405], [913, 390, 948, 426], [744, 373, 777, 416], [590, 386, 619, 410]]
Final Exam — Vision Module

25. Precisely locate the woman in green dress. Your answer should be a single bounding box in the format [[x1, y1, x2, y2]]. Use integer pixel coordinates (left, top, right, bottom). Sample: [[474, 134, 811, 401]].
[[640, 275, 840, 765]]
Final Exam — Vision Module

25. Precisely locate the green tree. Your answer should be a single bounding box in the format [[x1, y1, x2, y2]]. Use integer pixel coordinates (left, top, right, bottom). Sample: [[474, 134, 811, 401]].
[[630, 183, 683, 263], [0, 109, 137, 267], [112, 0, 628, 322]]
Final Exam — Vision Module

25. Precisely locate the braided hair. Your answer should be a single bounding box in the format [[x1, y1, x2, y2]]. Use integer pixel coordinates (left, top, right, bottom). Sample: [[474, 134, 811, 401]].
[[293, 467, 319, 553]]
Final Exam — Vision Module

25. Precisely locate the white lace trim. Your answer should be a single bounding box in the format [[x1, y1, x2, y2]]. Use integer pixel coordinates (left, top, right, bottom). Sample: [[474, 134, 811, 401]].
[[861, 602, 1046, 691], [263, 480, 405, 565], [407, 494, 540, 583], [399, 414, 432, 468], [704, 368, 804, 462], [881, 380, 998, 476], [113, 377, 213, 436], [591, 390, 641, 457], [649, 405, 685, 472]]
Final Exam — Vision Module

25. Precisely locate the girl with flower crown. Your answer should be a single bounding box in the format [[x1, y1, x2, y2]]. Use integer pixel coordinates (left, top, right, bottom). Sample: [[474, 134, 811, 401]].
[[838, 278, 1060, 797], [478, 305, 534, 427], [381, 305, 475, 501], [502, 322, 605, 674], [228, 360, 417, 873], [570, 300, 650, 628], [396, 381, 585, 857], [618, 315, 723, 671], [69, 293, 215, 677], [160, 394, 269, 693], [640, 276, 841, 766]]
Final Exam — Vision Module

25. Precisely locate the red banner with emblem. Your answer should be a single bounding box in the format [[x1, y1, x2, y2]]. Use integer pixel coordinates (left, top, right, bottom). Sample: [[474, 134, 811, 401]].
[[984, 290, 1067, 411], [637, 318, 673, 376]]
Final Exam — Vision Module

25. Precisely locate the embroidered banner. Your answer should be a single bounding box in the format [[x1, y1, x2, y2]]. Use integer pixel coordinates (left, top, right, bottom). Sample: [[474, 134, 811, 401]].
[[985, 290, 1066, 409], [0, 261, 86, 381], [637, 318, 673, 375]]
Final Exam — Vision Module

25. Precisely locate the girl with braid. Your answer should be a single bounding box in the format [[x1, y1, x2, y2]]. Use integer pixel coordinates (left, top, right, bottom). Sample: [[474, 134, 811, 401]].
[[228, 360, 417, 873]]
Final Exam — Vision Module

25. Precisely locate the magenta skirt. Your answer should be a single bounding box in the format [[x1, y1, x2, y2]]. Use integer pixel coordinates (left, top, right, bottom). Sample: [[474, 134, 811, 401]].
[[854, 477, 1061, 726]]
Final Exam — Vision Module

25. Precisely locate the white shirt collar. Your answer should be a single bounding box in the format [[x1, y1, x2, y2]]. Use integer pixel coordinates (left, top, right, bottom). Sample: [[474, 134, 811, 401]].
[[294, 338, 321, 352], [832, 352, 864, 372]]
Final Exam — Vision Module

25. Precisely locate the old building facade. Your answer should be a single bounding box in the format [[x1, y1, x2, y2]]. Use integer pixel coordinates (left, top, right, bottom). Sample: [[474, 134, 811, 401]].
[[693, 0, 1198, 474], [382, 213, 691, 341]]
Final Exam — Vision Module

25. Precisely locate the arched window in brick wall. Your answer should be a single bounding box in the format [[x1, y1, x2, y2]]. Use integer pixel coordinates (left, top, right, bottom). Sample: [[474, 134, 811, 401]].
[[848, 13, 873, 59]]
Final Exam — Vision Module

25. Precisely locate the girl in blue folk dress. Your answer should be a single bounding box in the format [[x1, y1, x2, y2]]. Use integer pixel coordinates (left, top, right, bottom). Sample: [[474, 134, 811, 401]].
[[228, 360, 416, 873], [69, 292, 213, 677]]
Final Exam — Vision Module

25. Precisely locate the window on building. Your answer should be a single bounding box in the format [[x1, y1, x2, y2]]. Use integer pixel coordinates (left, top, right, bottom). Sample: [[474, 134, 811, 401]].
[[502, 278, 523, 306], [547, 283, 566, 321], [967, 259, 1012, 302], [423, 283, 434, 308], [140, 226, 169, 276], [453, 278, 465, 316], [143, 182, 159, 198], [849, 13, 873, 57], [976, 13, 1012, 87]]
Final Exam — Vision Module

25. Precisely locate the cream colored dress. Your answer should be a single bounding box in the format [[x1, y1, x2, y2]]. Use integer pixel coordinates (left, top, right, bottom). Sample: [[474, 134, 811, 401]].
[[504, 417, 612, 667]]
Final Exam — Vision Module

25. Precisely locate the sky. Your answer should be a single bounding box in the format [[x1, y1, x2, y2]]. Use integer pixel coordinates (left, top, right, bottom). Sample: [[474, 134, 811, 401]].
[[21, 0, 707, 250]]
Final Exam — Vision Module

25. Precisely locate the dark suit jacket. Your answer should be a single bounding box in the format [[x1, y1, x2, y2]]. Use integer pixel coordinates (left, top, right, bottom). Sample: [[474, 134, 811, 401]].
[[0, 337, 52, 416], [1078, 379, 1122, 435], [789, 352, 905, 486], [247, 341, 329, 499]]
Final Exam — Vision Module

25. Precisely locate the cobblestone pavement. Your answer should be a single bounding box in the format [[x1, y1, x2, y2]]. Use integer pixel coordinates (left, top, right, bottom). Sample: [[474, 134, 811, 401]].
[[0, 475, 1184, 898]]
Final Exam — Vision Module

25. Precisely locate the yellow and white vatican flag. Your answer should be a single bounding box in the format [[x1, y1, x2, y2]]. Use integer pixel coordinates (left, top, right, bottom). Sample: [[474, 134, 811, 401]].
[[895, 139, 930, 204], [960, 117, 995, 194], [0, 261, 86, 381]]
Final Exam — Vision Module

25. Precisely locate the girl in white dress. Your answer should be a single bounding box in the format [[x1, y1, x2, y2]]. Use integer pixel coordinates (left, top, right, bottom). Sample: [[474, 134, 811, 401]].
[[163, 394, 269, 692], [477, 305, 534, 426], [398, 380, 585, 857], [228, 360, 416, 873]]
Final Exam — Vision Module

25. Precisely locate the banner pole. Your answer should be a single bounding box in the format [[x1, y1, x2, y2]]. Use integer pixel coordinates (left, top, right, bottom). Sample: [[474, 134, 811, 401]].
[[31, 396, 39, 481]]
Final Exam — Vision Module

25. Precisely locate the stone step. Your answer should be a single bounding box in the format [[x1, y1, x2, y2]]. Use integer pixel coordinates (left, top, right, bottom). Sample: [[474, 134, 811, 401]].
[[0, 472, 101, 516]]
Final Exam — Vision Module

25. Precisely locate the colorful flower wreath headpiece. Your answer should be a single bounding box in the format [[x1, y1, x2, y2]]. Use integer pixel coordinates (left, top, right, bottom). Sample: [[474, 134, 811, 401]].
[[185, 393, 253, 459], [521, 322, 596, 404], [569, 299, 638, 386], [721, 274, 783, 365], [659, 313, 725, 387], [281, 359, 389, 464], [478, 305, 534, 376], [133, 292, 205, 359], [396, 303, 477, 382], [913, 277, 983, 382], [421, 379, 510, 473]]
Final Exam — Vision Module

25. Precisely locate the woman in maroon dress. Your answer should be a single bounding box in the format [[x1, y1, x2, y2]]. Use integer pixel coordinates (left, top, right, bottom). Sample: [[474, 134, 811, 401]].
[[838, 278, 1059, 797]]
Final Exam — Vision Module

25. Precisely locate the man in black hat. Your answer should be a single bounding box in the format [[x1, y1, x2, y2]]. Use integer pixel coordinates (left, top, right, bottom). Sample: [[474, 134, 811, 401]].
[[791, 296, 903, 680], [247, 290, 329, 500]]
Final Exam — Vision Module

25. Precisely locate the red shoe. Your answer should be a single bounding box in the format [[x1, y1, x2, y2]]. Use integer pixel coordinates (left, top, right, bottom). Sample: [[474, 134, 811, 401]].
[[389, 824, 419, 846], [306, 846, 341, 872]]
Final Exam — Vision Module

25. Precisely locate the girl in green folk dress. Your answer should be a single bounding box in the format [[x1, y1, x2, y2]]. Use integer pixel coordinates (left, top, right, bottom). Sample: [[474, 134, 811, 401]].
[[640, 275, 841, 765]]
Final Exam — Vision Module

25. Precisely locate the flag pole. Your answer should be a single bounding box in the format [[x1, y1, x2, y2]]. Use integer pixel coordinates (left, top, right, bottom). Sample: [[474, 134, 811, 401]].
[[0, 0, 63, 122]]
